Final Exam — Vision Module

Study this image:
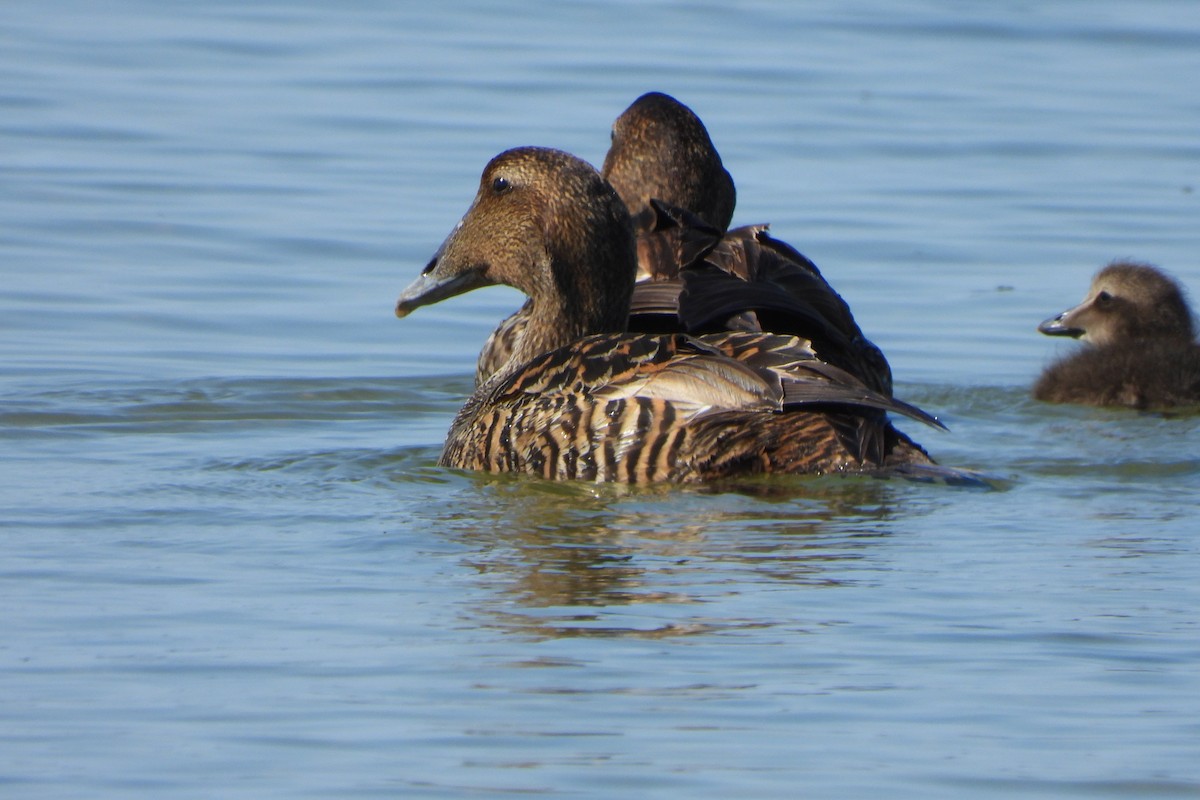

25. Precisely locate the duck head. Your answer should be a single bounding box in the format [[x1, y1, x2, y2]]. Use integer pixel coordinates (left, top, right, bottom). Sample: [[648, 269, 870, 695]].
[[397, 147, 638, 363], [1037, 261, 1196, 346], [601, 92, 736, 233]]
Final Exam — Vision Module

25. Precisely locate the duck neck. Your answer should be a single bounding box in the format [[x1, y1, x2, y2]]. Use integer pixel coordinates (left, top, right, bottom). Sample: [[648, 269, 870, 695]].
[[507, 239, 637, 370]]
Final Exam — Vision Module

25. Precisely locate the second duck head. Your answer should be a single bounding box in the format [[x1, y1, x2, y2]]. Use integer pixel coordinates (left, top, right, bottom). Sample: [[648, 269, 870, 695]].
[[601, 91, 736, 233]]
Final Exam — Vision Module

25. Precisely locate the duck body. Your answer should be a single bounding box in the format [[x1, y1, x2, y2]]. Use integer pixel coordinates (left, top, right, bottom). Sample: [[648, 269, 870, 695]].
[[446, 330, 936, 482], [1034, 261, 1200, 410], [397, 146, 946, 484]]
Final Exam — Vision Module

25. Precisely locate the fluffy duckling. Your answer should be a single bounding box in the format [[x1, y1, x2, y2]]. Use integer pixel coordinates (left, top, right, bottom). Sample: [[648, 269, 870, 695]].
[[397, 147, 947, 483], [1034, 261, 1200, 410]]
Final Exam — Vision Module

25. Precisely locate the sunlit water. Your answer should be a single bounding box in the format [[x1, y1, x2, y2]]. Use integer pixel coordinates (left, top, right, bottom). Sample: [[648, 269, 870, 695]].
[[2, 2, 1199, 798]]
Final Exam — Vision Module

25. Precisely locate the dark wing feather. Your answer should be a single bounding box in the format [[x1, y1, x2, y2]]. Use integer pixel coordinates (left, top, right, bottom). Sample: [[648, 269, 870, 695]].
[[698, 331, 943, 429], [679, 263, 847, 344], [674, 224, 894, 396], [636, 199, 725, 280]]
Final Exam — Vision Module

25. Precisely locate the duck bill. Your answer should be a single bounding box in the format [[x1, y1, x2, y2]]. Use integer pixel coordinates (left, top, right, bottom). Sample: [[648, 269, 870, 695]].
[[395, 214, 494, 318], [394, 259, 488, 318], [1037, 304, 1085, 338]]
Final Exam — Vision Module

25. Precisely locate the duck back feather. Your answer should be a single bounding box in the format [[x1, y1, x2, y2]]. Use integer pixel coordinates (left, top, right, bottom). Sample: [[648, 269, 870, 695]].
[[639, 201, 895, 396]]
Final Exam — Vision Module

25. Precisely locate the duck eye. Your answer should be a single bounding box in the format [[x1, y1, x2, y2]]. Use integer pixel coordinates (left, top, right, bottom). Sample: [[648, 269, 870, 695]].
[[1096, 290, 1112, 306], [491, 176, 510, 194]]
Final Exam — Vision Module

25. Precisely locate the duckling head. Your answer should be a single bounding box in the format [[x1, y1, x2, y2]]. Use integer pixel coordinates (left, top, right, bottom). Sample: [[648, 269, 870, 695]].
[[1037, 261, 1196, 347], [601, 92, 735, 233]]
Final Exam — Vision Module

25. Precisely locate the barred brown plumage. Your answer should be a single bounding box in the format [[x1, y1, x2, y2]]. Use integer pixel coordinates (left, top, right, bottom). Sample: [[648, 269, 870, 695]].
[[396, 145, 959, 483]]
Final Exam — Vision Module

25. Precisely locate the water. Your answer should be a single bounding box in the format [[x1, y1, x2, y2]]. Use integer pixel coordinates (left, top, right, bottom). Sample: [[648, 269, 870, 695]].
[[3, 2, 1199, 797]]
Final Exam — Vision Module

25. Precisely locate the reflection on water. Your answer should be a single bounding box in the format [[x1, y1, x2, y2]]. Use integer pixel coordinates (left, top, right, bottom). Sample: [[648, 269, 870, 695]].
[[413, 476, 908, 639]]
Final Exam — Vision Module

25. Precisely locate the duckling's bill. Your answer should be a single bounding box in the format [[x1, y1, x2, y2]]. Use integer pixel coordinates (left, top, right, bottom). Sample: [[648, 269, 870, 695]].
[[1037, 308, 1085, 338]]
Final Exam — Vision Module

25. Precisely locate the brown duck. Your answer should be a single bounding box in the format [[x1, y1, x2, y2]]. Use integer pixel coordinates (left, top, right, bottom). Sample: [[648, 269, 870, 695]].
[[1034, 261, 1200, 410], [396, 147, 948, 483], [480, 92, 892, 398]]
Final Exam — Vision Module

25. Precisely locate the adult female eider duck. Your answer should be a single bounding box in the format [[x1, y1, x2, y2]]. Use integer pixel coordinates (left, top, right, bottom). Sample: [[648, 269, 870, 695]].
[[1034, 261, 1200, 410], [396, 146, 948, 483]]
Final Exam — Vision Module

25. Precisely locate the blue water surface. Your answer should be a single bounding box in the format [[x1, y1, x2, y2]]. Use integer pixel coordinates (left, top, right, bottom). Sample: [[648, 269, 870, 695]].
[[2, 2, 1199, 798]]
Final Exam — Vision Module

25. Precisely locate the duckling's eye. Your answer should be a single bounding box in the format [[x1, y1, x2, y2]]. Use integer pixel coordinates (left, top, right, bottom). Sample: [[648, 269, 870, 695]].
[[491, 176, 511, 194], [1096, 290, 1113, 307]]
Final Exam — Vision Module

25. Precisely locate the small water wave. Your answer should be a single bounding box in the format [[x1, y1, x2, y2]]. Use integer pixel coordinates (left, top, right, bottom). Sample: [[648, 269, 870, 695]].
[[7, 375, 1196, 498], [903, 382, 1200, 483], [0, 374, 467, 437]]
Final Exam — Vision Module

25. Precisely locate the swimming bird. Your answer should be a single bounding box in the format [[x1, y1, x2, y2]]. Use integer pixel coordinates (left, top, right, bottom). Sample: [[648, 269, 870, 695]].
[[1034, 261, 1200, 410], [396, 146, 946, 483]]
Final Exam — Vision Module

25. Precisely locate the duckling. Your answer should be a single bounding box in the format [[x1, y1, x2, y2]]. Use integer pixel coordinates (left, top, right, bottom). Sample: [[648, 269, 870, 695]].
[[397, 147, 947, 483], [1034, 261, 1200, 409]]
